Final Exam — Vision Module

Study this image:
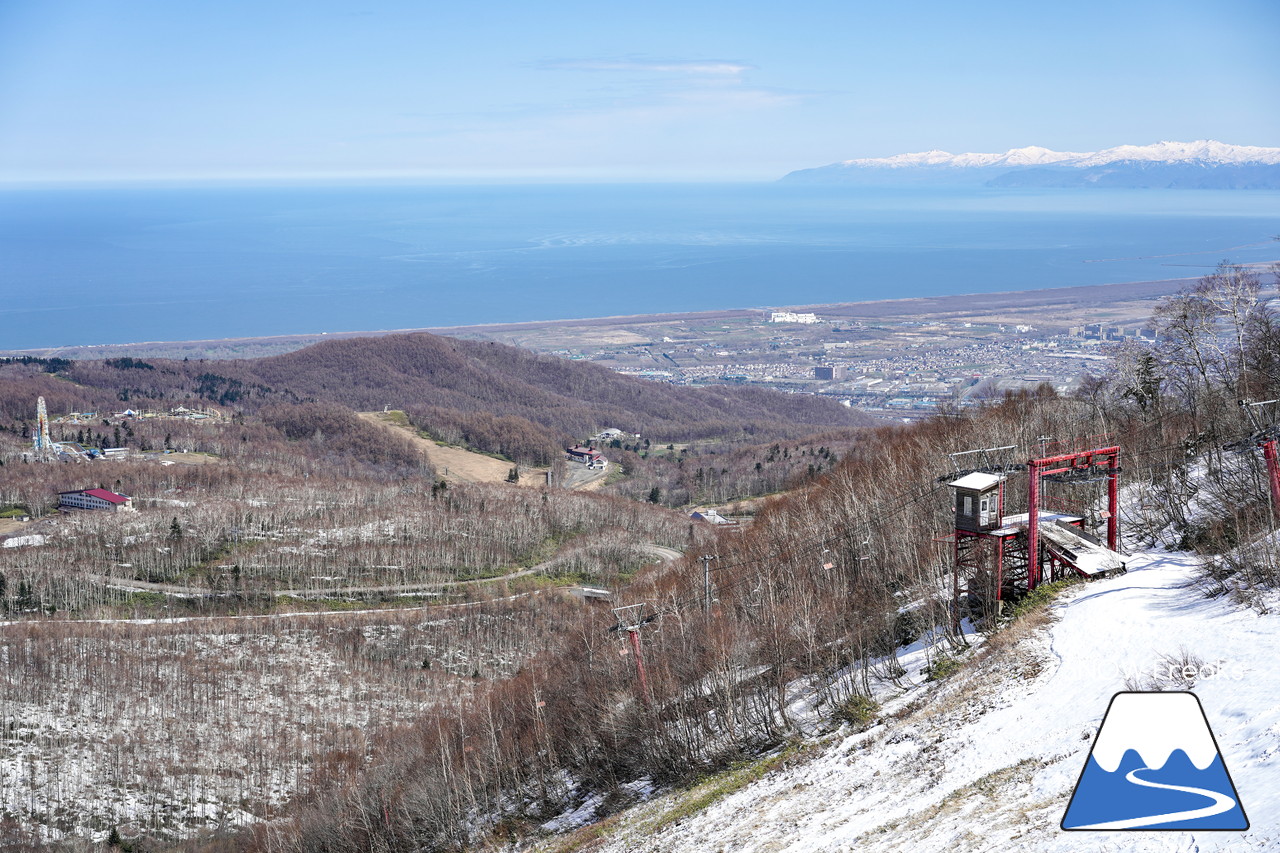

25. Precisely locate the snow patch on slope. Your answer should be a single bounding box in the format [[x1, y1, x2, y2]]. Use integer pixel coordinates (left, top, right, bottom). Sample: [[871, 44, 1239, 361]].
[[2, 534, 46, 548]]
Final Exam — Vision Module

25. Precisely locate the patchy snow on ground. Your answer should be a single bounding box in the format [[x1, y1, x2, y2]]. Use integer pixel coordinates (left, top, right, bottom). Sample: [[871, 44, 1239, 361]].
[[589, 549, 1280, 852], [0, 604, 548, 843], [542, 793, 608, 834], [2, 534, 46, 548]]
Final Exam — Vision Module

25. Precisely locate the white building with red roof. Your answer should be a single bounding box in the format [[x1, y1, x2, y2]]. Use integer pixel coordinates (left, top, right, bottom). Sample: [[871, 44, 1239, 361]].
[[565, 445, 607, 469], [58, 488, 135, 512]]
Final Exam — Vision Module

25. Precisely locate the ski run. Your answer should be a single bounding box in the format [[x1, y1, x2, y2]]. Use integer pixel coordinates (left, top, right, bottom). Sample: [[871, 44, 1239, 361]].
[[562, 546, 1279, 852]]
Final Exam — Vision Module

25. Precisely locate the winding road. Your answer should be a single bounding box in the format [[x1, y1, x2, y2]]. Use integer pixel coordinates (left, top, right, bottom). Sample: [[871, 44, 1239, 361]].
[[89, 543, 681, 599], [0, 544, 683, 628], [1071, 767, 1238, 830]]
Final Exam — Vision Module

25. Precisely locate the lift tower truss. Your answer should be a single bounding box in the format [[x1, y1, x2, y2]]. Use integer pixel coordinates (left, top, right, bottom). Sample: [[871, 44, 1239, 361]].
[[1026, 445, 1120, 589], [949, 443, 1125, 623]]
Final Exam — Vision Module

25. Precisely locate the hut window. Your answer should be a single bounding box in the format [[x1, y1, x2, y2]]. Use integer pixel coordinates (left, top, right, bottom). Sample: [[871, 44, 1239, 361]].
[[963, 495, 973, 515]]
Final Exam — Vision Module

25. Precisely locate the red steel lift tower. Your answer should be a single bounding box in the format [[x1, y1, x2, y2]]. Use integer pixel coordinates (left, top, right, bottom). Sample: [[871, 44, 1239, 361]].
[[949, 443, 1125, 620], [1026, 445, 1121, 589]]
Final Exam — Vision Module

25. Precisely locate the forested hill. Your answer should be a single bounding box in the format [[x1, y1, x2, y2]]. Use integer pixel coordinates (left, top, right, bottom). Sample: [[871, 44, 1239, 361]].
[[251, 333, 871, 436], [1, 332, 872, 462]]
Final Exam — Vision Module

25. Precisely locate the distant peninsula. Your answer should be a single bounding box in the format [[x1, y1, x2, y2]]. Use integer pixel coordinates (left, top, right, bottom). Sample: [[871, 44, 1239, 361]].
[[781, 140, 1280, 189]]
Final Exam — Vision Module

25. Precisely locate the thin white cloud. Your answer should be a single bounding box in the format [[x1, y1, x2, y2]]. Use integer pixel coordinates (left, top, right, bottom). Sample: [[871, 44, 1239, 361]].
[[315, 54, 807, 176], [540, 59, 753, 76], [669, 88, 804, 109]]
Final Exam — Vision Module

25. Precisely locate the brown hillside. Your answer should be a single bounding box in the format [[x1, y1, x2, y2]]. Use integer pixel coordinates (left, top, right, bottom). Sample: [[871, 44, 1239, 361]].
[[2, 333, 873, 465]]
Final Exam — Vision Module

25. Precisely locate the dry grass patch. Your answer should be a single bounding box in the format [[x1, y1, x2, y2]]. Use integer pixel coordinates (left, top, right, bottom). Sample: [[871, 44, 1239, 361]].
[[359, 411, 549, 485]]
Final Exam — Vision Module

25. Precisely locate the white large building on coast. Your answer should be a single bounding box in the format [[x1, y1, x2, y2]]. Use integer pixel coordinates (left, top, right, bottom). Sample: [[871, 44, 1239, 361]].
[[769, 311, 819, 324]]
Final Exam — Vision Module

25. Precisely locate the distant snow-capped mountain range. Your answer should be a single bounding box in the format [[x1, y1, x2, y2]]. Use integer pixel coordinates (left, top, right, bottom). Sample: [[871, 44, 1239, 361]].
[[781, 140, 1280, 188], [836, 140, 1280, 169]]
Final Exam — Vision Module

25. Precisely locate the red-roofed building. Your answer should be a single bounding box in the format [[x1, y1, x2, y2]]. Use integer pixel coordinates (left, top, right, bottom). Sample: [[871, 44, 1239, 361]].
[[58, 488, 135, 512], [565, 445, 606, 469]]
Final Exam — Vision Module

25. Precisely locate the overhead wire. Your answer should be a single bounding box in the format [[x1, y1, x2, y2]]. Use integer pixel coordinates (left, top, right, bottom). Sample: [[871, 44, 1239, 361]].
[[628, 478, 952, 622], [616, 423, 1272, 627]]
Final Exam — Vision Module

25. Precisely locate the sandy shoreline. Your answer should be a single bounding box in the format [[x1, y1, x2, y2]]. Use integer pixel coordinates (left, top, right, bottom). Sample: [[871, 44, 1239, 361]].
[[0, 275, 1222, 360], [429, 276, 1201, 330]]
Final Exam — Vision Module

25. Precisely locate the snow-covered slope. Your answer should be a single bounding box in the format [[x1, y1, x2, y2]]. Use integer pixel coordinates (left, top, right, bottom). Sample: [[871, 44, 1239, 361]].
[[782, 141, 1280, 188], [1075, 140, 1280, 167], [585, 549, 1280, 852], [835, 145, 1089, 169], [834, 140, 1280, 170]]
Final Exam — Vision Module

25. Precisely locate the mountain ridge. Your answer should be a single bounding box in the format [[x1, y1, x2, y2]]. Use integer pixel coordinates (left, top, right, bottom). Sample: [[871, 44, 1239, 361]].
[[781, 140, 1280, 188]]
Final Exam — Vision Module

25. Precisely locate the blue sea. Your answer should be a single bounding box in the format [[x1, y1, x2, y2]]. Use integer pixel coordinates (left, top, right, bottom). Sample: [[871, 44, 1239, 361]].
[[1, 183, 1277, 350]]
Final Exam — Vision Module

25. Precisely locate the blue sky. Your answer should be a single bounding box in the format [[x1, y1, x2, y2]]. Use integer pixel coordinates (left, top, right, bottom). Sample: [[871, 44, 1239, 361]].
[[1, 0, 1278, 183]]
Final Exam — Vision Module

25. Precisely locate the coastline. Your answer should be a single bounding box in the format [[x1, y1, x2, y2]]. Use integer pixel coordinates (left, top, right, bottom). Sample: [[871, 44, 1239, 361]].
[[0, 275, 1224, 361]]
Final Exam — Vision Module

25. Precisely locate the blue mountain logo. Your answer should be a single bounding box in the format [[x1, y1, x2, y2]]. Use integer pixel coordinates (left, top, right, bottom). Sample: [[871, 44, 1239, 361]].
[[1062, 692, 1248, 830]]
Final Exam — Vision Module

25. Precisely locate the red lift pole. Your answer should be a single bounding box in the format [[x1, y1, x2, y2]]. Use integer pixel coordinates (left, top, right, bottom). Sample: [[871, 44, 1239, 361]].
[[1239, 401, 1280, 522], [628, 627, 650, 702], [1028, 457, 1041, 589], [995, 478, 1006, 609], [612, 604, 653, 706], [1261, 439, 1280, 522], [952, 534, 961, 633], [1026, 445, 1121, 591], [1107, 448, 1121, 551]]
